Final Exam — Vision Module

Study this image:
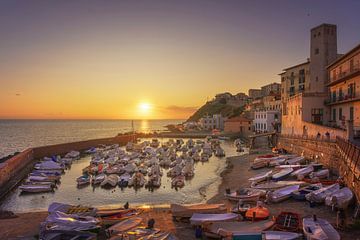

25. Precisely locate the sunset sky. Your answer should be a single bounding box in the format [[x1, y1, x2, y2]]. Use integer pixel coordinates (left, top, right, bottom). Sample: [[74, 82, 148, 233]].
[[1, 0, 360, 119]]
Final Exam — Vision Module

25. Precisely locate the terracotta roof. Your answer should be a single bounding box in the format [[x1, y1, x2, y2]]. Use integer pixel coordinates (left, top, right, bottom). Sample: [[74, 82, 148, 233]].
[[225, 116, 251, 122]]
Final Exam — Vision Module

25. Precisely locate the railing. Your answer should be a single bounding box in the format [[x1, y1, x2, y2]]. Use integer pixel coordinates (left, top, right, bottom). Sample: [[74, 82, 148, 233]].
[[281, 133, 336, 143], [329, 64, 360, 82], [336, 136, 360, 179]]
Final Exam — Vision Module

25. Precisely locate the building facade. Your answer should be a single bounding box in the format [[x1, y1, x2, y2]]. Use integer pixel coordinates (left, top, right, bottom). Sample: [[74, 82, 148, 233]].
[[326, 44, 360, 134], [261, 82, 281, 96], [248, 89, 263, 99], [224, 116, 253, 136], [254, 110, 281, 133], [199, 114, 225, 130]]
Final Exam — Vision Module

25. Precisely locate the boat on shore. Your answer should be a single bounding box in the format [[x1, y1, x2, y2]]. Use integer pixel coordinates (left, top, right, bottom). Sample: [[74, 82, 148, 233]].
[[303, 216, 340, 240], [190, 213, 239, 225], [274, 212, 300, 232], [310, 169, 330, 179], [325, 187, 353, 209], [106, 217, 142, 236], [291, 184, 322, 201], [224, 188, 266, 202], [19, 184, 53, 193], [306, 183, 340, 203], [291, 165, 314, 180], [170, 203, 227, 218], [101, 174, 119, 188], [248, 170, 273, 184], [272, 168, 293, 181], [267, 185, 300, 203], [245, 204, 270, 220], [286, 156, 305, 165], [251, 181, 305, 190]]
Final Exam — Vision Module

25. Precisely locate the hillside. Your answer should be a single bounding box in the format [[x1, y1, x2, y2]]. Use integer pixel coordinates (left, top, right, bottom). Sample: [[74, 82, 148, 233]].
[[186, 101, 244, 122]]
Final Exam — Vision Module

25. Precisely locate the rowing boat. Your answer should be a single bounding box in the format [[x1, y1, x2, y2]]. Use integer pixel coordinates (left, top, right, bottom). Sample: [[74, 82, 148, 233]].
[[170, 203, 227, 218]]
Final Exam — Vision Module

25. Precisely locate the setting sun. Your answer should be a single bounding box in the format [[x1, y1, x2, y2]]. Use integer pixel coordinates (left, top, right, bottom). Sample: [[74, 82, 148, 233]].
[[138, 102, 152, 116]]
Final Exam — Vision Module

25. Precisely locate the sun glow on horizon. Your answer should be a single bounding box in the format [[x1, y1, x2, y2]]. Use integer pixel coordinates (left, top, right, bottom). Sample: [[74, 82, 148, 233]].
[[137, 102, 153, 118]]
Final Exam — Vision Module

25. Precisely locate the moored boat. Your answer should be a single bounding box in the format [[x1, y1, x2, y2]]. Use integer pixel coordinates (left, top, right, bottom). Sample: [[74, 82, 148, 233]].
[[325, 187, 353, 209], [272, 168, 293, 181], [225, 188, 266, 202], [267, 185, 300, 203], [245, 203, 270, 220], [19, 184, 53, 193], [290, 165, 314, 180], [303, 216, 340, 240], [274, 212, 300, 232], [306, 183, 340, 203], [106, 217, 142, 236], [291, 184, 322, 201], [190, 213, 239, 225], [248, 170, 273, 184], [170, 203, 227, 218], [310, 169, 330, 179]]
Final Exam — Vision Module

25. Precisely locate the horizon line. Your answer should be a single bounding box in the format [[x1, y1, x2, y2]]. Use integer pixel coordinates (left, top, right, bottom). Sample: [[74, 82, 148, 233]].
[[0, 118, 186, 121]]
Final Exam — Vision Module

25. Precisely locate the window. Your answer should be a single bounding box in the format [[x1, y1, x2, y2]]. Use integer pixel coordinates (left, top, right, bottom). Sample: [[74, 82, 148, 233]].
[[299, 85, 305, 91], [299, 69, 305, 84], [332, 108, 336, 121], [339, 88, 343, 101], [339, 108, 342, 120], [350, 107, 354, 121], [332, 91, 336, 102], [311, 108, 324, 124], [315, 48, 319, 55]]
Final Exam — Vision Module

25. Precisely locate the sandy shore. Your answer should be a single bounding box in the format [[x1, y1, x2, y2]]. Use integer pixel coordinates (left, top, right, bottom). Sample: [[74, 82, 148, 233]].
[[2, 147, 360, 239]]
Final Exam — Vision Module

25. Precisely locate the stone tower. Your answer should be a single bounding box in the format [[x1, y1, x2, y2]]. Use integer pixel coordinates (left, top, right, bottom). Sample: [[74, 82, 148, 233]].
[[309, 24, 337, 93]]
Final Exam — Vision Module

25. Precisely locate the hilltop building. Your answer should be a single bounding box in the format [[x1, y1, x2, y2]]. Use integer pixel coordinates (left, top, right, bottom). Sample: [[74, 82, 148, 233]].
[[262, 82, 281, 96], [248, 89, 263, 99], [224, 116, 252, 136]]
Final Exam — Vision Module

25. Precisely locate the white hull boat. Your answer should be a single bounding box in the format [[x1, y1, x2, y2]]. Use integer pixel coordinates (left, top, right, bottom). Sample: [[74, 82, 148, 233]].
[[272, 168, 293, 181], [286, 156, 305, 165], [249, 170, 273, 184], [267, 185, 300, 203], [19, 184, 53, 193], [252, 181, 305, 190], [100, 174, 119, 188], [310, 169, 330, 179], [225, 188, 266, 202], [190, 213, 239, 225], [291, 165, 314, 180], [325, 187, 353, 209], [306, 183, 340, 203], [303, 217, 340, 240]]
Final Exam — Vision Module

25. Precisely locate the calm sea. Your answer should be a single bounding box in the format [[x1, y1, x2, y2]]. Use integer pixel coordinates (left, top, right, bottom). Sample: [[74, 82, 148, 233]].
[[0, 119, 182, 159]]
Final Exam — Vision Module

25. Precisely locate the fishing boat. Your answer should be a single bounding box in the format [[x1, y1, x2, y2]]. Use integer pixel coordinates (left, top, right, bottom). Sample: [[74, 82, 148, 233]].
[[290, 165, 314, 180], [48, 202, 97, 216], [19, 184, 53, 193], [251, 181, 306, 190], [225, 188, 266, 202], [215, 147, 225, 157], [310, 169, 330, 179], [190, 213, 239, 225], [203, 220, 274, 239], [274, 212, 300, 232], [100, 174, 119, 188], [245, 204, 270, 220], [325, 187, 353, 209], [128, 172, 145, 187], [286, 156, 305, 165], [145, 174, 161, 188], [251, 160, 268, 169], [92, 173, 106, 185], [76, 175, 91, 186], [171, 175, 185, 188], [268, 158, 286, 167], [303, 216, 340, 240], [306, 183, 340, 203], [275, 164, 323, 171], [291, 184, 322, 201], [118, 173, 131, 188], [248, 170, 273, 184], [28, 175, 59, 182], [170, 203, 227, 218], [106, 217, 142, 236], [100, 208, 142, 225], [267, 185, 300, 203], [272, 168, 293, 181], [34, 161, 64, 171]]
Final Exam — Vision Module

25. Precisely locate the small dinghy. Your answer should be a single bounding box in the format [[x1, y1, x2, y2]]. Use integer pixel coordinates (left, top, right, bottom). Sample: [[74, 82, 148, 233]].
[[251, 159, 268, 169], [101, 174, 119, 188], [291, 184, 322, 201], [274, 212, 300, 232], [310, 169, 330, 179], [171, 175, 185, 188], [76, 175, 91, 186], [245, 203, 270, 220], [118, 173, 131, 188], [171, 203, 227, 218], [106, 217, 142, 236], [272, 168, 293, 181], [19, 184, 53, 193], [48, 202, 97, 216], [92, 173, 106, 185], [190, 213, 239, 225], [325, 187, 353, 209], [128, 172, 145, 187], [303, 216, 340, 240], [249, 170, 273, 184], [286, 156, 305, 165], [251, 181, 305, 190], [268, 157, 286, 167], [225, 188, 266, 202], [101, 208, 142, 225], [267, 185, 300, 203], [291, 165, 314, 180], [203, 220, 274, 238], [306, 183, 340, 203]]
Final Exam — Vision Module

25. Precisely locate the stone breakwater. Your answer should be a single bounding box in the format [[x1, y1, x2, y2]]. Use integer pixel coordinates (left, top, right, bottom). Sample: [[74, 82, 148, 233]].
[[0, 134, 136, 200]]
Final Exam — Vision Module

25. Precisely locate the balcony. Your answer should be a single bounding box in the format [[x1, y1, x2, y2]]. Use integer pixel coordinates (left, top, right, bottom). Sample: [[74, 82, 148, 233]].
[[325, 93, 360, 105], [327, 64, 360, 87]]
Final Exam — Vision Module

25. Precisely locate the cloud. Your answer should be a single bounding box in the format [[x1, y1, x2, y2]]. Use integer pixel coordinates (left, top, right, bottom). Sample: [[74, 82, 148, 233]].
[[15, 93, 21, 96]]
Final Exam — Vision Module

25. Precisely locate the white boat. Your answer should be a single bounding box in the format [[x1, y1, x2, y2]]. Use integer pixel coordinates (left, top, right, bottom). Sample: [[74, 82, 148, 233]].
[[286, 156, 305, 165], [252, 181, 305, 190], [123, 163, 137, 173], [267, 185, 300, 203], [170, 203, 227, 218], [268, 158, 286, 167], [65, 150, 80, 159], [128, 172, 145, 187], [203, 220, 274, 238], [35, 161, 64, 171], [263, 231, 302, 240], [100, 174, 119, 188], [171, 175, 185, 188], [306, 183, 340, 203], [303, 217, 340, 240], [272, 168, 293, 181], [325, 187, 353, 209], [19, 184, 53, 193], [92, 173, 106, 185], [291, 165, 314, 180], [146, 174, 161, 188], [107, 217, 142, 236], [190, 213, 239, 225], [28, 175, 59, 182], [249, 170, 273, 184], [251, 160, 268, 169], [310, 169, 330, 179], [224, 188, 266, 202]]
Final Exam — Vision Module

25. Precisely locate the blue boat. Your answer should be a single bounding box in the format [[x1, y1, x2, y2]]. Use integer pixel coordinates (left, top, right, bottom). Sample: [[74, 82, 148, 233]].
[[291, 184, 322, 201]]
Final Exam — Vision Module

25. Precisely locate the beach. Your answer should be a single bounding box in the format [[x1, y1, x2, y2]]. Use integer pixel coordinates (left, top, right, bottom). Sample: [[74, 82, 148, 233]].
[[1, 145, 360, 239]]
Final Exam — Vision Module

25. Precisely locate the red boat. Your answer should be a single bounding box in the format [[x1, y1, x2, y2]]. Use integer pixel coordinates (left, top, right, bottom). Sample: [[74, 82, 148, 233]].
[[274, 212, 300, 232]]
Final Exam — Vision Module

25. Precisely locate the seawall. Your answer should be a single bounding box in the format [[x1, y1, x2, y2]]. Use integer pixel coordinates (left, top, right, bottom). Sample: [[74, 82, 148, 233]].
[[277, 135, 360, 202], [0, 134, 136, 201]]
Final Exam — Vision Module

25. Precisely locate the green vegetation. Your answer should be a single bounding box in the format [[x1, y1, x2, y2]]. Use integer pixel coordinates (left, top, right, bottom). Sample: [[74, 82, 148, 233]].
[[187, 101, 244, 122]]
